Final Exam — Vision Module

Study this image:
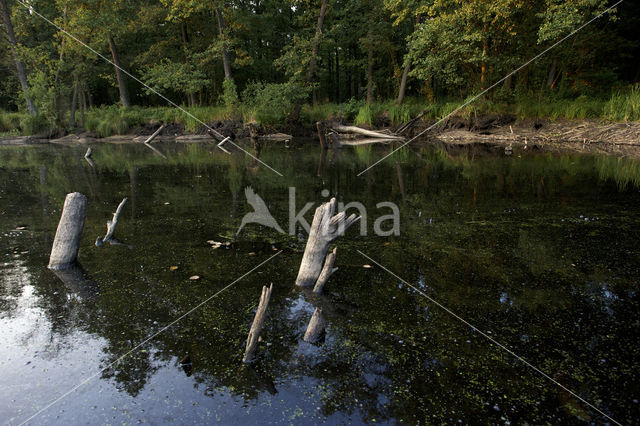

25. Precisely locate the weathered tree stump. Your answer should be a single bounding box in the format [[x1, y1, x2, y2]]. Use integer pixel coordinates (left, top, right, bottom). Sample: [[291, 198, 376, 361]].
[[295, 198, 359, 287], [313, 247, 337, 293], [303, 307, 325, 343], [48, 192, 87, 270], [243, 283, 273, 363]]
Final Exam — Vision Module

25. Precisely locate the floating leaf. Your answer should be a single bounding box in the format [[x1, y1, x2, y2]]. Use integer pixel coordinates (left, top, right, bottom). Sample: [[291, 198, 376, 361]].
[[170, 266, 179, 271], [363, 264, 372, 269], [189, 275, 200, 280]]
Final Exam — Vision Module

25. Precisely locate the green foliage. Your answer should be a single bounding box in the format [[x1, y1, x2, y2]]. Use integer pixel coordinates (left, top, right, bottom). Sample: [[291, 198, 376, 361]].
[[0, 0, 636, 133], [82, 105, 232, 136], [388, 104, 412, 125], [221, 79, 239, 109], [141, 59, 208, 98], [19, 114, 50, 135], [0, 111, 25, 133], [604, 85, 640, 121], [241, 81, 311, 124], [354, 104, 374, 126]]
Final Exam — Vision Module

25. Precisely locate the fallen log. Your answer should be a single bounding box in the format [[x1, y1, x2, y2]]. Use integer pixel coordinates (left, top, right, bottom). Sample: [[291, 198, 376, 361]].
[[243, 283, 273, 363], [303, 307, 325, 343], [331, 124, 404, 140], [396, 110, 425, 135], [84, 147, 95, 168], [48, 192, 87, 270], [143, 123, 165, 144], [295, 198, 359, 287], [313, 247, 337, 294]]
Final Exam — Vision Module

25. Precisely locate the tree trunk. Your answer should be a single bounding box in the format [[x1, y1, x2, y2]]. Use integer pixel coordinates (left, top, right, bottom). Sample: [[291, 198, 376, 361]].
[[396, 61, 410, 105], [366, 45, 374, 104], [308, 0, 328, 105], [546, 58, 557, 88], [181, 23, 196, 105], [335, 47, 340, 102], [295, 198, 359, 286], [0, 0, 37, 115], [48, 192, 87, 270], [107, 35, 130, 107], [481, 40, 487, 90], [216, 9, 232, 81], [80, 83, 86, 127], [70, 79, 78, 128]]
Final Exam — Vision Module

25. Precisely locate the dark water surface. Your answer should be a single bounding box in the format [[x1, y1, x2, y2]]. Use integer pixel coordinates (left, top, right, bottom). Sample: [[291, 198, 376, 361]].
[[1, 140, 639, 424]]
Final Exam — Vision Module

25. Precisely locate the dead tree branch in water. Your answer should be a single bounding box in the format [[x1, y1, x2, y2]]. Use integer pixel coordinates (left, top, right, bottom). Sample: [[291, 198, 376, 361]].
[[243, 283, 273, 363], [96, 198, 131, 248], [84, 147, 95, 168], [313, 247, 337, 293]]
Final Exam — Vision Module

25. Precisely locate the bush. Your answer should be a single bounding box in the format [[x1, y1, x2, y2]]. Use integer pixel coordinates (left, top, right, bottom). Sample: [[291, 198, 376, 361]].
[[221, 79, 239, 109], [0, 111, 25, 133], [20, 114, 50, 135], [340, 98, 364, 121], [241, 81, 311, 124]]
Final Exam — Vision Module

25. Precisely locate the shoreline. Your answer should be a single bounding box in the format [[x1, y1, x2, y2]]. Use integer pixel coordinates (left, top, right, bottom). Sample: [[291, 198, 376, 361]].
[[2, 116, 640, 159]]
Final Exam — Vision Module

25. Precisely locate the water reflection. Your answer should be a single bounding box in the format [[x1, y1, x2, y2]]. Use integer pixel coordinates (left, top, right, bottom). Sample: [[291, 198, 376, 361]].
[[0, 141, 639, 424]]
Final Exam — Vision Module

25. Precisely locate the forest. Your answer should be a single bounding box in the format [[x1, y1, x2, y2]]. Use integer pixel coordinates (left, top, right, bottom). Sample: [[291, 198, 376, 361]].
[[1, 0, 639, 135]]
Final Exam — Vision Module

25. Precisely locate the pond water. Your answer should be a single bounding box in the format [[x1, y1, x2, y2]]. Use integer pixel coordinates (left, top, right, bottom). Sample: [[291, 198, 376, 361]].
[[1, 140, 639, 424]]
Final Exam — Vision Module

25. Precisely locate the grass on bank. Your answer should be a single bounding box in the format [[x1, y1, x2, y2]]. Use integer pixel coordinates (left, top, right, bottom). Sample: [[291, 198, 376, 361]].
[[2, 85, 639, 137]]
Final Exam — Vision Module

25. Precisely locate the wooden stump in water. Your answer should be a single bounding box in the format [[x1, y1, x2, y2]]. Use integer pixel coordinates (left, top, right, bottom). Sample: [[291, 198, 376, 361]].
[[48, 192, 87, 270], [243, 283, 273, 363], [313, 247, 337, 294], [303, 307, 325, 343], [295, 198, 359, 287]]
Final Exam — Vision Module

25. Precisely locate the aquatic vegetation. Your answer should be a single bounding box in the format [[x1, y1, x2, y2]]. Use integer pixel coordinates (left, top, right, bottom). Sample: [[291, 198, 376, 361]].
[[1, 142, 639, 423]]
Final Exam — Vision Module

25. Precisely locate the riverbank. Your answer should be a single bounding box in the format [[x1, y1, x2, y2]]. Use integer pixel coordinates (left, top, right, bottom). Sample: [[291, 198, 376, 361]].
[[2, 114, 639, 160]]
